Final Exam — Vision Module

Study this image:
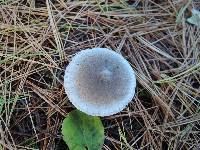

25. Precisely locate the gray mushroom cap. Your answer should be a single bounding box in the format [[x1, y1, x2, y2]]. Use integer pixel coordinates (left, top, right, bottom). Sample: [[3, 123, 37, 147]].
[[64, 48, 136, 116]]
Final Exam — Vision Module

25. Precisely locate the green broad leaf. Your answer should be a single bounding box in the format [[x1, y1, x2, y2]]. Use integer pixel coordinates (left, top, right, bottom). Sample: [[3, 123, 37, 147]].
[[187, 9, 200, 28], [61, 110, 105, 150]]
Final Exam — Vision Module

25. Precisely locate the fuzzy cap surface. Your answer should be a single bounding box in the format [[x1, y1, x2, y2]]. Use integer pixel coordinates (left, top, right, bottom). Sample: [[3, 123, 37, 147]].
[[64, 48, 136, 116]]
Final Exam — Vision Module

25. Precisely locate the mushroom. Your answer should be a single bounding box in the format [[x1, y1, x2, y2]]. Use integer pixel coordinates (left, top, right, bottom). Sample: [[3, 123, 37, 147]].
[[64, 48, 136, 116]]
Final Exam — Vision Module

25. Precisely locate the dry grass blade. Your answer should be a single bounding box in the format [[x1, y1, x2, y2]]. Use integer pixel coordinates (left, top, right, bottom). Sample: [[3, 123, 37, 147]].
[[0, 0, 199, 149]]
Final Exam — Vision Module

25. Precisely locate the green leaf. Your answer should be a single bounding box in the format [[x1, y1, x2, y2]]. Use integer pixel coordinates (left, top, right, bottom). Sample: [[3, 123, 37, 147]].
[[187, 8, 200, 28], [61, 110, 105, 150]]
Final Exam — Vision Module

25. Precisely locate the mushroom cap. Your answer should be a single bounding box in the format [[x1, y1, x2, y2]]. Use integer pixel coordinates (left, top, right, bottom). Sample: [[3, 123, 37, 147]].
[[64, 48, 136, 116]]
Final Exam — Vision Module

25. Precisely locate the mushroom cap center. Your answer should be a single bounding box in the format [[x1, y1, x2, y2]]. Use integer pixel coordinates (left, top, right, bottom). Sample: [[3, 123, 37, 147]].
[[99, 69, 112, 82]]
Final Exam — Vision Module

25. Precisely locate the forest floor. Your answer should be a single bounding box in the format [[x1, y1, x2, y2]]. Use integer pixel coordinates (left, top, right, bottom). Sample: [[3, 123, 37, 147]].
[[0, 0, 200, 150]]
